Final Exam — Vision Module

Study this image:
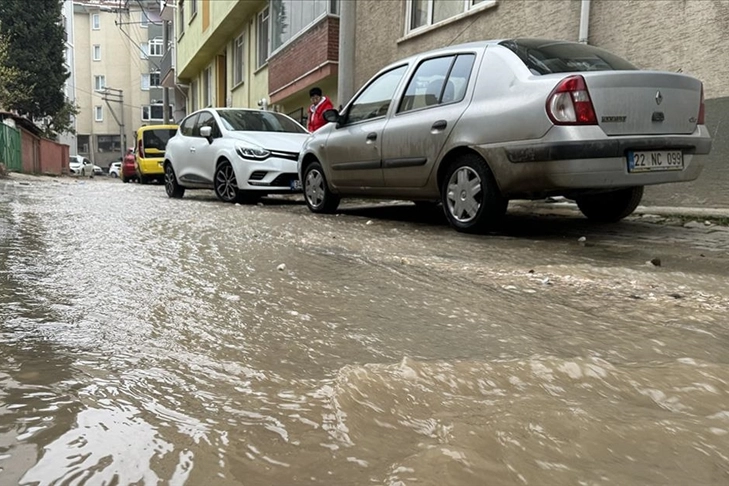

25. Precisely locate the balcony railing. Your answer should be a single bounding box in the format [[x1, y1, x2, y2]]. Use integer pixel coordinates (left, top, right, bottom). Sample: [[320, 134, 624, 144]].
[[160, 46, 175, 87]]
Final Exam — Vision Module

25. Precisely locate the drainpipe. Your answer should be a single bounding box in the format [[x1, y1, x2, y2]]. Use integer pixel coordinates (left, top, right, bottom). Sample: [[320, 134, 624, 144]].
[[337, 0, 356, 109], [578, 0, 591, 44]]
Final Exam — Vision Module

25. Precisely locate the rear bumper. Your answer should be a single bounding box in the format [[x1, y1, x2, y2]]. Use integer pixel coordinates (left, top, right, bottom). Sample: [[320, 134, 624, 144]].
[[138, 158, 164, 176], [475, 125, 713, 198]]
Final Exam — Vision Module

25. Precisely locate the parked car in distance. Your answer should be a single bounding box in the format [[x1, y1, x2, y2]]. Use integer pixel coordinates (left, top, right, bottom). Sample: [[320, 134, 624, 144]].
[[298, 38, 712, 233], [121, 149, 138, 183], [69, 155, 94, 177], [109, 161, 122, 178], [93, 164, 103, 176], [135, 124, 178, 184], [164, 108, 309, 203]]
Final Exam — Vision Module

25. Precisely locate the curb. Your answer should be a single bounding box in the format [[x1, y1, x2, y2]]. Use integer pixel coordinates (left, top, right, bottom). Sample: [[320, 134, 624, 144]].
[[510, 200, 729, 221]]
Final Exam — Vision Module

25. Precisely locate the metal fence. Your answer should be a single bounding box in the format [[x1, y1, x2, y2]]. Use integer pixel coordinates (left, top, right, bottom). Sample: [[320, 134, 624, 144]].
[[0, 123, 21, 171]]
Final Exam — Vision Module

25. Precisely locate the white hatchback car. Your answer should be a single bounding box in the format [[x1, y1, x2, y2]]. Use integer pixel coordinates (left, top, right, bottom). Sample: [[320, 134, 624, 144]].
[[108, 161, 122, 178], [163, 108, 310, 203]]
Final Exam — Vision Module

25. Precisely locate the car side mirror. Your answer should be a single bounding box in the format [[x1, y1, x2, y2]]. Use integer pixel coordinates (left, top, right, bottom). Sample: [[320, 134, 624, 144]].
[[200, 126, 213, 142], [323, 109, 340, 124]]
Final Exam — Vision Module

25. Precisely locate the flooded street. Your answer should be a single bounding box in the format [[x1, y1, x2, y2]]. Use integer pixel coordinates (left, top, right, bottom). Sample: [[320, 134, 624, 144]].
[[1, 177, 729, 485]]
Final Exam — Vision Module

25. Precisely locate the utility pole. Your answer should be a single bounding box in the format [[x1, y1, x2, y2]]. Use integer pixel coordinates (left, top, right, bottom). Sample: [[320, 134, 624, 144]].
[[101, 87, 126, 155], [162, 18, 171, 124]]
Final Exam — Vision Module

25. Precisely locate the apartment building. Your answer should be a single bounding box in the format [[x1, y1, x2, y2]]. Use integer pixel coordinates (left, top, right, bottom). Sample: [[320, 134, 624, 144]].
[[171, 0, 339, 127], [73, 0, 164, 168], [60, 0, 78, 155]]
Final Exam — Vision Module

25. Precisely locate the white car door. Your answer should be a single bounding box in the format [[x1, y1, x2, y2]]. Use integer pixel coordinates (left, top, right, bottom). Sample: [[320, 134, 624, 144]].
[[172, 113, 199, 184]]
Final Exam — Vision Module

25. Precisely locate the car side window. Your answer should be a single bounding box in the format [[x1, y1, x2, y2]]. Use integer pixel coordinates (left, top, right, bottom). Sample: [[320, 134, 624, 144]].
[[346, 65, 408, 124], [193, 111, 220, 137], [398, 54, 475, 113], [180, 114, 198, 137]]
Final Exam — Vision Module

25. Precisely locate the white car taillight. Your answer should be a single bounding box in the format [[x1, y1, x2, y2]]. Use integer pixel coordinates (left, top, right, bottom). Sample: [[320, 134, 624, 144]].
[[546, 75, 597, 125]]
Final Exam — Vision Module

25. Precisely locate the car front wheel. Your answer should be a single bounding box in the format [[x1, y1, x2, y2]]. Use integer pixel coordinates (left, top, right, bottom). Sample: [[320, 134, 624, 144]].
[[303, 162, 340, 213], [441, 154, 507, 233], [164, 163, 185, 198], [576, 186, 644, 222]]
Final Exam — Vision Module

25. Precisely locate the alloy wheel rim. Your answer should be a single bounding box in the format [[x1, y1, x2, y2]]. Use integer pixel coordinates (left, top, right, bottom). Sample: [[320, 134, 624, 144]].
[[446, 167, 482, 223], [215, 164, 238, 201], [165, 166, 175, 195], [305, 169, 325, 208]]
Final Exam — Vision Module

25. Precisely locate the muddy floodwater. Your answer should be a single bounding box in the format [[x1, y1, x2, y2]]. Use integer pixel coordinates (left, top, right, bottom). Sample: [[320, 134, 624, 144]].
[[1, 178, 729, 485]]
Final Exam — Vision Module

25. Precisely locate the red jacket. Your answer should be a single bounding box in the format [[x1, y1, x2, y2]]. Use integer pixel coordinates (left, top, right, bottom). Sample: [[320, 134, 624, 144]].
[[307, 96, 334, 132]]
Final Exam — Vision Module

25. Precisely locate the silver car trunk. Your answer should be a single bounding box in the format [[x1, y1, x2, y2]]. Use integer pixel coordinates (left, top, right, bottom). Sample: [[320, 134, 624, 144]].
[[583, 71, 701, 136]]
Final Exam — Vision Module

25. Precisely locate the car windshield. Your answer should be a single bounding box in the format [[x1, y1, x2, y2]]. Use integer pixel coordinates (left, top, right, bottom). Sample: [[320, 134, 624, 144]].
[[500, 39, 637, 75], [143, 129, 177, 152], [216, 110, 307, 134]]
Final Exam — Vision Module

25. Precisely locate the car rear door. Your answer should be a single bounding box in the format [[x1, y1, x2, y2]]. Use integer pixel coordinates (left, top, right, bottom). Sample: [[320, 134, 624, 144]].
[[325, 65, 409, 188], [380, 54, 477, 188]]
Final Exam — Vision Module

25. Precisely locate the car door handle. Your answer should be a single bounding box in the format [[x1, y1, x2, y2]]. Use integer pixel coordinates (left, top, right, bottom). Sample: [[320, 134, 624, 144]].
[[366, 132, 377, 142], [189, 147, 196, 153], [432, 120, 447, 131]]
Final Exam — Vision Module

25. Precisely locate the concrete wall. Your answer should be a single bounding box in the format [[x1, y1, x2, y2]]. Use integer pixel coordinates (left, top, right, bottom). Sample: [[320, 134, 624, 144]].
[[39, 139, 70, 176]]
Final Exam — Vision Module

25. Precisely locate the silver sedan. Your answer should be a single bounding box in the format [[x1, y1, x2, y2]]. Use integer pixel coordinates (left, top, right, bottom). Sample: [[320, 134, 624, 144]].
[[298, 38, 712, 233]]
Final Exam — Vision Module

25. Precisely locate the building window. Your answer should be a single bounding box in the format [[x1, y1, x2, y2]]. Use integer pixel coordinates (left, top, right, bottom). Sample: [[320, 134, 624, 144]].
[[140, 43, 149, 58], [92, 44, 101, 61], [233, 34, 245, 86], [190, 0, 197, 17], [94, 75, 105, 91], [97, 134, 120, 153], [141, 73, 150, 90], [91, 13, 100, 30], [150, 71, 161, 87], [190, 79, 198, 111], [408, 0, 493, 32], [142, 104, 174, 121], [270, 0, 338, 53], [94, 106, 103, 122], [78, 134, 90, 154], [178, 0, 185, 35], [203, 67, 212, 107], [140, 10, 149, 28], [257, 7, 269, 68], [148, 38, 163, 57]]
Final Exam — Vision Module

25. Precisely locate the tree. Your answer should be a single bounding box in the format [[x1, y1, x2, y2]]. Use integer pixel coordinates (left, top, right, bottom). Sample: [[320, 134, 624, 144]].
[[0, 23, 28, 109], [0, 0, 77, 137]]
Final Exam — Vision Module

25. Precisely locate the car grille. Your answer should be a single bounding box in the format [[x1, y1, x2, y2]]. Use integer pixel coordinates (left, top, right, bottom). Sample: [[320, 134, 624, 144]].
[[270, 173, 298, 187], [249, 171, 267, 181], [269, 150, 299, 161]]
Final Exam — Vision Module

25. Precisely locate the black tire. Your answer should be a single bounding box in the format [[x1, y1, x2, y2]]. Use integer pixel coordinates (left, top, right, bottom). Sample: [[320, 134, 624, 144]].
[[576, 186, 644, 222], [164, 163, 185, 198], [122, 178, 129, 183], [214, 161, 241, 203], [441, 153, 507, 233], [110, 172, 118, 179], [303, 161, 340, 213], [139, 173, 148, 185]]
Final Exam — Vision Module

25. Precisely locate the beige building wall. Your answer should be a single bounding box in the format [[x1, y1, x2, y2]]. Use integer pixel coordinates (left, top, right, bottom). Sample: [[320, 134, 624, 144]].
[[353, 0, 728, 100], [74, 3, 152, 166]]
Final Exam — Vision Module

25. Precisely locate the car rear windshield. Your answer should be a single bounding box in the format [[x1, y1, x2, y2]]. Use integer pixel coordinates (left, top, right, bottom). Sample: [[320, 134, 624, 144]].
[[499, 39, 637, 75], [143, 129, 177, 151], [216, 110, 307, 134]]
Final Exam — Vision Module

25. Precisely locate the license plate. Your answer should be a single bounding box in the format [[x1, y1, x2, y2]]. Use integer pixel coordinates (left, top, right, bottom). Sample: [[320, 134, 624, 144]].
[[290, 179, 302, 191], [627, 150, 684, 173]]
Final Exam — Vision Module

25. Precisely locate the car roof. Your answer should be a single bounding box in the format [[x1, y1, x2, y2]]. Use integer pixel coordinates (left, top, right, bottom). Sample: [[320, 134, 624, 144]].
[[379, 37, 579, 69], [137, 124, 178, 132]]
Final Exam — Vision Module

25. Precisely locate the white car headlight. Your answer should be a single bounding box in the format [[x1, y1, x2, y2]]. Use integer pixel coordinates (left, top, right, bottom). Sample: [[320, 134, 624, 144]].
[[236, 144, 270, 161]]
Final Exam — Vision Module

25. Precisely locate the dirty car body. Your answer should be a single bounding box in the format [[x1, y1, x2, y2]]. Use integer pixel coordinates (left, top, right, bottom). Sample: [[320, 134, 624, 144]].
[[298, 38, 712, 232]]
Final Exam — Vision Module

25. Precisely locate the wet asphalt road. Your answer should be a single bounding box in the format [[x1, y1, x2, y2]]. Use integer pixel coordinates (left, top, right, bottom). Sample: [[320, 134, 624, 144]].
[[1, 177, 728, 485]]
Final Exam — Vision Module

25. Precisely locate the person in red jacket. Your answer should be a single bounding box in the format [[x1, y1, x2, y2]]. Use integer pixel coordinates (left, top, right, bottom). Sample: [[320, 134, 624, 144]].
[[307, 87, 334, 133]]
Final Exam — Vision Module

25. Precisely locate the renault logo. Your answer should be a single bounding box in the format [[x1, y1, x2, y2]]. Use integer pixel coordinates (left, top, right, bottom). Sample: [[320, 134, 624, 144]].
[[655, 91, 663, 105]]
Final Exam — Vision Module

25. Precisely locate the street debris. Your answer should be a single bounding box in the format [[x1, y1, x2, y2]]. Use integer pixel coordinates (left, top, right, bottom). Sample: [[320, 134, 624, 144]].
[[578, 236, 587, 243], [649, 258, 662, 267], [277, 263, 286, 271], [366, 220, 373, 225]]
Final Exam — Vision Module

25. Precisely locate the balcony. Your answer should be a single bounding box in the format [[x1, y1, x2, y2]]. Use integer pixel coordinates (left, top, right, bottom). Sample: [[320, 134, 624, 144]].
[[160, 45, 175, 88]]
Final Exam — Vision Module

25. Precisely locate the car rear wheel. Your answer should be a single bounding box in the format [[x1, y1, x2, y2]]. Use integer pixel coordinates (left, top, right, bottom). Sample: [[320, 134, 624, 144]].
[[441, 154, 507, 233], [303, 162, 340, 213], [576, 186, 644, 222], [139, 173, 148, 185], [110, 172, 118, 178], [164, 163, 185, 198]]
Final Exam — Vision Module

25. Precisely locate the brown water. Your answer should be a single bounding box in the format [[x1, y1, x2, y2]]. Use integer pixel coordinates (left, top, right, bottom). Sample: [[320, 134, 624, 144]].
[[1, 178, 728, 485]]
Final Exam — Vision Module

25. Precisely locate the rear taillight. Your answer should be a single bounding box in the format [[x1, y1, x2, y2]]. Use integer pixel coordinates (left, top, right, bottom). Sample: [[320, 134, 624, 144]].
[[546, 75, 597, 125], [697, 83, 705, 125], [138, 139, 145, 159]]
